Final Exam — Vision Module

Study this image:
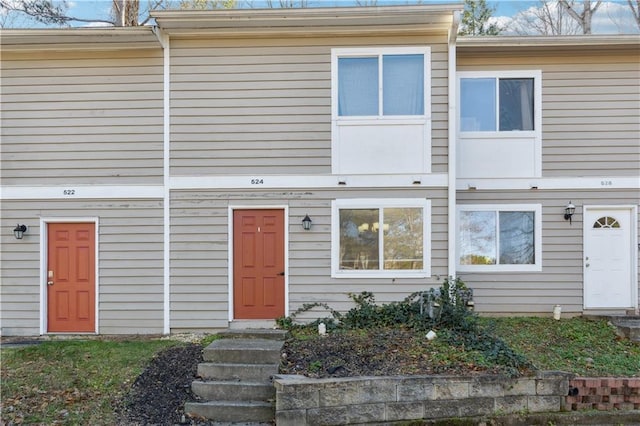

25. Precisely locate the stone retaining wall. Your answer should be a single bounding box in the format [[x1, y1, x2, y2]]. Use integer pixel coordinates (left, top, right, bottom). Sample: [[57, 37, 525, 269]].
[[567, 377, 640, 411], [274, 371, 572, 425]]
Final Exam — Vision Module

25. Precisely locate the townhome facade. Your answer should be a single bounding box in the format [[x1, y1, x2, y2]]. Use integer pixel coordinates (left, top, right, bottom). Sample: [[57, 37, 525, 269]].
[[1, 5, 638, 336]]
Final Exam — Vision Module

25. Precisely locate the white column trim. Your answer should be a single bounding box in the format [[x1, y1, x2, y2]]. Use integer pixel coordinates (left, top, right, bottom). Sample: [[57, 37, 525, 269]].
[[447, 23, 458, 280], [154, 26, 172, 335]]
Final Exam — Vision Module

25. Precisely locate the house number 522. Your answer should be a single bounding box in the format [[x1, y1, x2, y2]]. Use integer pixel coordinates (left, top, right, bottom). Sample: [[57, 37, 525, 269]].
[[63, 189, 76, 195]]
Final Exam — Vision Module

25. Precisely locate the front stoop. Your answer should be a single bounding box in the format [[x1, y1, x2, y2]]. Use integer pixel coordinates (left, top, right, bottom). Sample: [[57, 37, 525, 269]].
[[186, 330, 285, 424], [609, 316, 640, 342]]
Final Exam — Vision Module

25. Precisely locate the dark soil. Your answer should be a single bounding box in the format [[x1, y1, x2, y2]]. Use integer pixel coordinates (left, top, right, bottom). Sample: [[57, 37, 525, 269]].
[[118, 330, 513, 425], [117, 343, 212, 426], [280, 328, 507, 378]]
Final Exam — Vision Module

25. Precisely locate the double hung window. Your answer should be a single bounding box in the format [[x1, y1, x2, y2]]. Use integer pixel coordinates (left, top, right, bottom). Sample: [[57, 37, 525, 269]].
[[456, 71, 542, 178], [332, 199, 431, 278], [457, 204, 542, 272], [331, 47, 431, 175], [460, 77, 535, 132], [338, 53, 425, 117]]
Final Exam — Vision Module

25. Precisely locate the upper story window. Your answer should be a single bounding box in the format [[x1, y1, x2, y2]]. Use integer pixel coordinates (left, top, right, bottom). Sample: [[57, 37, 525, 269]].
[[460, 77, 534, 132], [338, 54, 424, 117], [331, 47, 431, 175], [456, 70, 542, 179]]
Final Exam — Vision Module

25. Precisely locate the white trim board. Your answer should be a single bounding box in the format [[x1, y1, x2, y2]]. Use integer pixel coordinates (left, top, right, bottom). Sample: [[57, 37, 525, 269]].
[[457, 177, 640, 191], [582, 205, 638, 311], [172, 174, 448, 190], [227, 205, 290, 322], [1, 185, 163, 200]]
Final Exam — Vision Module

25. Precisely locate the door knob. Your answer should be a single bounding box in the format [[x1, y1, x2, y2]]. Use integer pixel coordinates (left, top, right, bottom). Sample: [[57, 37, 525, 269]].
[[277, 271, 285, 276], [47, 281, 54, 286], [585, 263, 590, 268]]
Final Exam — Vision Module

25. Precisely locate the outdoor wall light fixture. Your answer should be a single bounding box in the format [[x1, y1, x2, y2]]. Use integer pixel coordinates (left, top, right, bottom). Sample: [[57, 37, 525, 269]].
[[13, 224, 27, 240], [564, 201, 576, 224], [302, 215, 312, 230]]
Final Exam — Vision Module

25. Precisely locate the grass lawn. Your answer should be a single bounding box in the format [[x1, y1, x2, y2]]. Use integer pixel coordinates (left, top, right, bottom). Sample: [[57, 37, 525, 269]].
[[486, 316, 640, 377], [1, 317, 638, 425], [1, 338, 180, 425]]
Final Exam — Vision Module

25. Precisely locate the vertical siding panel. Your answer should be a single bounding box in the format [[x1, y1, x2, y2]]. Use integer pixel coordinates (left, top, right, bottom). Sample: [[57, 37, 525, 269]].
[[0, 49, 164, 185], [457, 49, 640, 178], [0, 200, 164, 335], [169, 188, 447, 330], [170, 35, 449, 176], [456, 189, 639, 314]]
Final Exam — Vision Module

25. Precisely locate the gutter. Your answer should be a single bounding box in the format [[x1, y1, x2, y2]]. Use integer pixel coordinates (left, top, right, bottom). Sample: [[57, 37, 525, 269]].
[[447, 10, 461, 280], [153, 26, 171, 335]]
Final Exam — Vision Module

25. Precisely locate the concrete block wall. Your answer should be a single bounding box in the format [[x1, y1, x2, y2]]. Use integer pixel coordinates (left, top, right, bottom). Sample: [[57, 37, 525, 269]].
[[567, 377, 640, 411], [274, 371, 573, 425]]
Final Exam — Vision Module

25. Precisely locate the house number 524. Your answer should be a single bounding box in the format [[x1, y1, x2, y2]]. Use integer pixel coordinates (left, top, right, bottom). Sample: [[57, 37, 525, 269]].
[[250, 178, 264, 185]]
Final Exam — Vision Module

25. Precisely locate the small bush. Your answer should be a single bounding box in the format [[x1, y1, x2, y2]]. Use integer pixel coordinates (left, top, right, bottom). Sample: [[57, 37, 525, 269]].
[[278, 278, 531, 376]]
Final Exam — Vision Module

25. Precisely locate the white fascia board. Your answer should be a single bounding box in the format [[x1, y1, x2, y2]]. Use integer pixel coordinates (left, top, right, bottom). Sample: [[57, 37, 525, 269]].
[[171, 174, 448, 190], [456, 177, 640, 191], [0, 185, 163, 200]]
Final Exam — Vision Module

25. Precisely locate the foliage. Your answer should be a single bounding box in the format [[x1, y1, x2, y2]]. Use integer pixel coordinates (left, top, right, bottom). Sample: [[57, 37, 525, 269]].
[[459, 0, 502, 36], [275, 301, 341, 331], [180, 0, 237, 9], [485, 316, 640, 377], [0, 339, 180, 425], [279, 278, 530, 376]]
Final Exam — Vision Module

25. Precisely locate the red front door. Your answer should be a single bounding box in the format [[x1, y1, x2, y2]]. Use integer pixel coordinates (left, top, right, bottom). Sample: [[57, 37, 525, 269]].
[[233, 210, 285, 319], [47, 223, 96, 332]]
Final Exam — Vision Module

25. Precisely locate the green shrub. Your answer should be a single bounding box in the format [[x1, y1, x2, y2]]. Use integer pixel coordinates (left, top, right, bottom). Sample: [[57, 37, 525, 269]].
[[278, 278, 531, 376]]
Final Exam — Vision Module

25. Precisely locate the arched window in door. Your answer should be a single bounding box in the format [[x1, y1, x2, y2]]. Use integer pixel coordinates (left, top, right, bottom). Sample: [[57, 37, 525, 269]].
[[593, 216, 620, 229]]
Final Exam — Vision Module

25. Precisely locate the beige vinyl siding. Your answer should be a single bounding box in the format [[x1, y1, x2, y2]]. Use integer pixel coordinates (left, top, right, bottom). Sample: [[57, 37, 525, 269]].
[[0, 199, 164, 335], [457, 49, 640, 177], [170, 187, 447, 331], [0, 49, 164, 185], [170, 35, 449, 176], [456, 189, 639, 315]]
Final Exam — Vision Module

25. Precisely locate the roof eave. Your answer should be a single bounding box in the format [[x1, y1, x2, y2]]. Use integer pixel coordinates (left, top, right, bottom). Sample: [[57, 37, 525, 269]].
[[457, 34, 640, 52], [152, 4, 462, 37], [0, 27, 159, 52]]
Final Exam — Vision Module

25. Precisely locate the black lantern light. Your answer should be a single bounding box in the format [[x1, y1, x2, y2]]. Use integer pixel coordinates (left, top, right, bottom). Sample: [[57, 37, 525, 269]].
[[13, 224, 27, 240], [564, 201, 576, 224], [302, 214, 312, 230]]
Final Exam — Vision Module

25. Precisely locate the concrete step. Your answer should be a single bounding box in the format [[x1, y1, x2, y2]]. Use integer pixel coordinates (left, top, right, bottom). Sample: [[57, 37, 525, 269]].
[[218, 328, 287, 341], [198, 362, 278, 381], [203, 338, 283, 364], [184, 400, 274, 423], [609, 316, 640, 342], [192, 380, 275, 401]]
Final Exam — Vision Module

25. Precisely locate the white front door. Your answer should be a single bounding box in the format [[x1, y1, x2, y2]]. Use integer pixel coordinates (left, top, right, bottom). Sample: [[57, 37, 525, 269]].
[[583, 207, 634, 309]]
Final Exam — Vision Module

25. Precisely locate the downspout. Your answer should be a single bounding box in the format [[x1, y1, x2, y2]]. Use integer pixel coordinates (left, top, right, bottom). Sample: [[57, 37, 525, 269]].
[[153, 26, 171, 335], [447, 11, 461, 281]]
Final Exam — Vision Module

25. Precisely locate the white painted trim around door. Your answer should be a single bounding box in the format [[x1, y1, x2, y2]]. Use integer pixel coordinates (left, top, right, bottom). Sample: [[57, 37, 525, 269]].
[[227, 205, 290, 322], [582, 205, 638, 311], [39, 217, 100, 335]]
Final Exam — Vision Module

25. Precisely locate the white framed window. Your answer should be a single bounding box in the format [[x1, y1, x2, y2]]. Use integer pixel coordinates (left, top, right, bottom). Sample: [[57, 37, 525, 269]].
[[331, 47, 431, 175], [331, 198, 431, 278], [457, 204, 542, 272], [456, 70, 542, 178]]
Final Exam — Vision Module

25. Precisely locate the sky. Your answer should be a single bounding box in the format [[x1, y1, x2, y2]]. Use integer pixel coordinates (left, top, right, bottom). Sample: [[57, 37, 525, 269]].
[[3, 0, 639, 33]]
